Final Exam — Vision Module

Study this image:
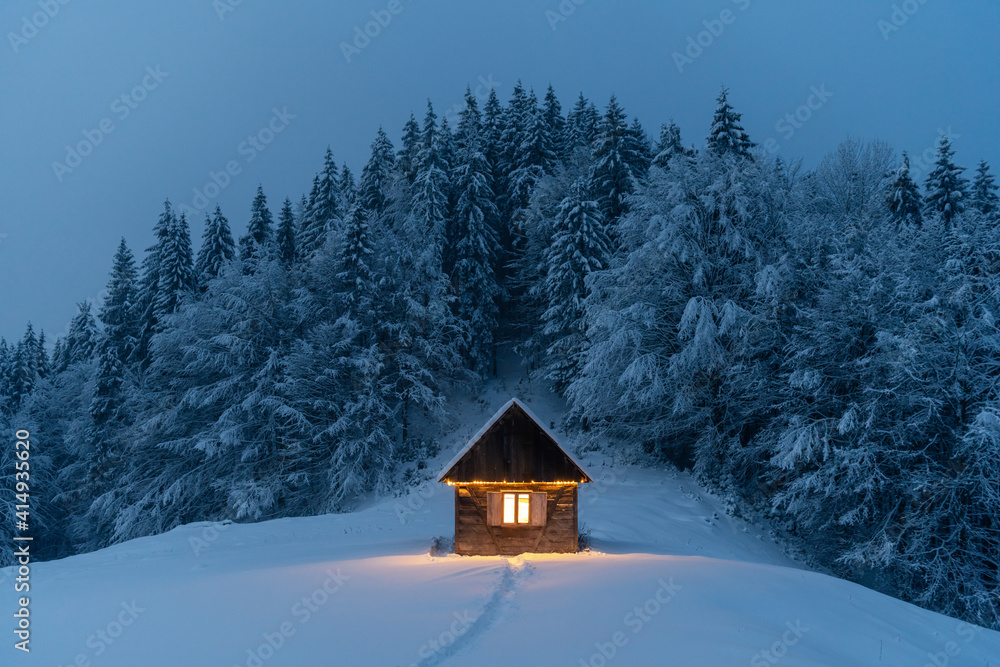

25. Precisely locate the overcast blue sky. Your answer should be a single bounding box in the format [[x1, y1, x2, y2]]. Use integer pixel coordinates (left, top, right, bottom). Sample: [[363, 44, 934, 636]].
[[2, 0, 997, 342]]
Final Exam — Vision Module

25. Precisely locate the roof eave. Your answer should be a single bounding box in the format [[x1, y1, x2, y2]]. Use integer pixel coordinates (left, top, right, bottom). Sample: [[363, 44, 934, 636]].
[[436, 398, 593, 483]]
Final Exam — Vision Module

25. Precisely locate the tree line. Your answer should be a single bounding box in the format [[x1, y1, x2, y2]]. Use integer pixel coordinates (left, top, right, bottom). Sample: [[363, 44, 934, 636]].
[[1, 83, 997, 628]]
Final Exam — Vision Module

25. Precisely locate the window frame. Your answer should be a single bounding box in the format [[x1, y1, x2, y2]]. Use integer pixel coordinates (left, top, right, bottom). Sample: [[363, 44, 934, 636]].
[[502, 491, 531, 525], [486, 489, 548, 528]]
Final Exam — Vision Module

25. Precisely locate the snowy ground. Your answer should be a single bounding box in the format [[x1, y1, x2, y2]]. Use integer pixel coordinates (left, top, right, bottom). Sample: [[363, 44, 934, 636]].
[[4, 369, 999, 666]]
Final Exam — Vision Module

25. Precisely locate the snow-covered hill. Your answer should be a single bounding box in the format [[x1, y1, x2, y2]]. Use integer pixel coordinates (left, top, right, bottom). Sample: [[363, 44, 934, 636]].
[[4, 380, 999, 666]]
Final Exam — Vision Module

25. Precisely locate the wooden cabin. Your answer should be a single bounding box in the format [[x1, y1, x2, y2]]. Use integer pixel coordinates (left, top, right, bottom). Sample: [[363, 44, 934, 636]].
[[438, 398, 592, 556]]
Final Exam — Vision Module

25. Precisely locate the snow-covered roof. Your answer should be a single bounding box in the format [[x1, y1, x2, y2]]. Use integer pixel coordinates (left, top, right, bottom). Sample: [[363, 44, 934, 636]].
[[437, 397, 592, 483]]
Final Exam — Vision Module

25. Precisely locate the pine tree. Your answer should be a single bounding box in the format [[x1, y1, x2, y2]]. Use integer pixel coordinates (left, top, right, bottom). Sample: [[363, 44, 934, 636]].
[[276, 198, 297, 267], [398, 113, 422, 184], [498, 82, 533, 218], [887, 152, 923, 226], [626, 118, 652, 180], [706, 88, 755, 158], [48, 338, 62, 378], [437, 115, 456, 181], [375, 103, 471, 442], [566, 92, 600, 149], [338, 204, 375, 311], [240, 185, 275, 265], [299, 151, 341, 257], [412, 101, 450, 268], [60, 303, 99, 368], [360, 127, 396, 216], [122, 256, 301, 528], [21, 324, 39, 379], [91, 239, 139, 427], [970, 160, 999, 217], [286, 317, 393, 506], [339, 163, 356, 209], [34, 330, 49, 379], [155, 210, 196, 319], [0, 338, 10, 413], [99, 239, 140, 356], [501, 81, 531, 150], [510, 95, 557, 205], [451, 88, 501, 372], [589, 95, 637, 225], [653, 120, 695, 169], [196, 205, 236, 284], [134, 201, 176, 364], [8, 327, 39, 409], [543, 180, 610, 392], [543, 84, 566, 160], [481, 88, 506, 179], [923, 135, 968, 226]]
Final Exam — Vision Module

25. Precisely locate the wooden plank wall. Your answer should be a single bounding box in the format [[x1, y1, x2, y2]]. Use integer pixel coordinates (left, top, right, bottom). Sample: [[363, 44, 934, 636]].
[[454, 483, 578, 556]]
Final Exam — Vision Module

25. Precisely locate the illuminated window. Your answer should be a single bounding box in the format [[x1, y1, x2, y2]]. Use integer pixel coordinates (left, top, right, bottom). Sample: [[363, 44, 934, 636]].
[[502, 492, 531, 524], [517, 494, 530, 523], [503, 493, 516, 523]]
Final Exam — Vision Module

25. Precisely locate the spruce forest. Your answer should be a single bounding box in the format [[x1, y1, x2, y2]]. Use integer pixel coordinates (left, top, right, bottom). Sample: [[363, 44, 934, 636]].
[[2, 84, 998, 629]]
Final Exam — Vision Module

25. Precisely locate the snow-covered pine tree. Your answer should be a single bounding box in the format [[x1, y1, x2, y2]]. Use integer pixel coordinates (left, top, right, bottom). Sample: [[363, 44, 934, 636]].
[[285, 314, 393, 508], [626, 117, 652, 181], [509, 95, 557, 211], [398, 113, 422, 184], [298, 150, 341, 258], [195, 205, 236, 285], [34, 330, 49, 379], [6, 342, 30, 412], [17, 324, 38, 385], [589, 95, 637, 226], [374, 106, 471, 443], [569, 149, 784, 472], [706, 88, 755, 159], [451, 88, 501, 373], [0, 340, 10, 417], [437, 115, 456, 182], [322, 333, 395, 505], [543, 84, 567, 161], [887, 152, 923, 226], [11, 324, 96, 558], [889, 211, 1000, 625], [339, 163, 357, 210], [542, 179, 610, 393], [360, 127, 396, 217], [767, 207, 911, 565], [481, 88, 506, 185], [411, 101, 451, 273], [59, 303, 100, 370], [566, 92, 600, 150], [239, 185, 275, 268], [970, 159, 999, 218], [474, 88, 510, 294], [115, 255, 304, 533], [134, 201, 176, 365], [91, 239, 139, 428], [497, 82, 532, 226], [276, 198, 297, 267], [338, 204, 375, 312], [652, 120, 695, 169], [196, 215, 216, 286], [154, 210, 196, 320], [923, 134, 968, 226]]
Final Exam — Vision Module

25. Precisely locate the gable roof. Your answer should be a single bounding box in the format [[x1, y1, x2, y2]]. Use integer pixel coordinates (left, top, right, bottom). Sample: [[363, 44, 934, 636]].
[[438, 398, 592, 483]]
